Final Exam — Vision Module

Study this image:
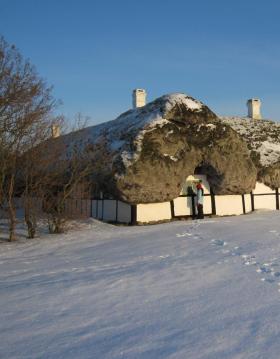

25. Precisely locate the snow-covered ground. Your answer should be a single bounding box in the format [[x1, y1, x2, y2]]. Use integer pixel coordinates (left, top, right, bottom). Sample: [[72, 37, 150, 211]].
[[1, 211, 280, 359]]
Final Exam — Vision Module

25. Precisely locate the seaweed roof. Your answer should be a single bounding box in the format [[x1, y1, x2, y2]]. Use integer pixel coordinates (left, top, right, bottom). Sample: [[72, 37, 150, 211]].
[[221, 116, 280, 167]]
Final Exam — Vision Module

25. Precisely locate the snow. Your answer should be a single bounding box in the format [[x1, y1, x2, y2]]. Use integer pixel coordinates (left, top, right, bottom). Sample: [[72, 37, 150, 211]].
[[258, 141, 280, 167], [163, 93, 203, 112], [62, 93, 204, 169], [221, 116, 280, 167], [196, 123, 217, 132], [109, 94, 202, 168], [163, 154, 178, 161], [1, 211, 280, 358], [205, 123, 216, 130]]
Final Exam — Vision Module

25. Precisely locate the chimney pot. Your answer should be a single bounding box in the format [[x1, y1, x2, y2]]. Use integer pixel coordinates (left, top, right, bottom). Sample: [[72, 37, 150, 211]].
[[247, 98, 262, 120], [132, 89, 147, 109], [51, 124, 60, 138]]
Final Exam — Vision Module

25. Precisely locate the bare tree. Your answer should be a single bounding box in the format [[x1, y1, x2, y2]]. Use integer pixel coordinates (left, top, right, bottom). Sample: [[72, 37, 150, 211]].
[[41, 134, 93, 234], [19, 116, 65, 238], [0, 36, 57, 241]]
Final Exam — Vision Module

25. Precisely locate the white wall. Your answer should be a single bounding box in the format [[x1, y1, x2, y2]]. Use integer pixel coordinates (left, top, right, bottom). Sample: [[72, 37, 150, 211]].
[[253, 182, 274, 194], [92, 200, 131, 223], [253, 182, 277, 210], [215, 195, 244, 216], [92, 200, 103, 219], [91, 200, 98, 218], [103, 200, 117, 221], [203, 196, 212, 214], [137, 202, 171, 223], [173, 196, 212, 216], [244, 194, 252, 213], [254, 196, 276, 210], [173, 197, 192, 216], [90, 182, 280, 224], [117, 201, 131, 223]]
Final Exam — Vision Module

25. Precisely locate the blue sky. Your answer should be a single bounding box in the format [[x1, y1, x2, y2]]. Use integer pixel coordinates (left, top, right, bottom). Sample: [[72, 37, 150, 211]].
[[1, 0, 280, 124]]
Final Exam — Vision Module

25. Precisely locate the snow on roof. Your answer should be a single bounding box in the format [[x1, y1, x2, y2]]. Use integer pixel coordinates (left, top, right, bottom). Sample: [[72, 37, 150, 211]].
[[64, 93, 204, 167], [63, 95, 280, 171], [162, 93, 203, 111], [221, 116, 280, 167]]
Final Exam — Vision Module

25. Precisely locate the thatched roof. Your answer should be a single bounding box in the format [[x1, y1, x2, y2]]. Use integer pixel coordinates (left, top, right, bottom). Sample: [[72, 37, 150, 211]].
[[60, 93, 262, 203], [221, 116, 280, 189]]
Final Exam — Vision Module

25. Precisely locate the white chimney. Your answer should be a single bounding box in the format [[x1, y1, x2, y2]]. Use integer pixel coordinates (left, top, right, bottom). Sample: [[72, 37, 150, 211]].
[[247, 99, 262, 120], [51, 124, 60, 138], [132, 89, 147, 109]]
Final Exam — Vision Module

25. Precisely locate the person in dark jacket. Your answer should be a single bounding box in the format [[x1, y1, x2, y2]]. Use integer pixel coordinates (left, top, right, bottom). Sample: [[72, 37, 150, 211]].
[[196, 180, 204, 219]]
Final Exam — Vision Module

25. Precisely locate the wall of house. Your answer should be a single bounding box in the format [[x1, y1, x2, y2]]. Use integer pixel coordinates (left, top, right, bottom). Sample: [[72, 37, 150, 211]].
[[117, 201, 132, 223], [215, 195, 244, 216], [91, 199, 131, 224], [134, 180, 279, 223], [244, 194, 251, 213], [90, 178, 279, 225], [137, 202, 172, 223], [103, 200, 117, 222], [173, 196, 212, 216], [252, 182, 278, 210], [7, 181, 277, 225], [173, 197, 192, 216]]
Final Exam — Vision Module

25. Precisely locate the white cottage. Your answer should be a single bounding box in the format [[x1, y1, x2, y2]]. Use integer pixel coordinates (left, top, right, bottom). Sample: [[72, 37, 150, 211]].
[[61, 91, 280, 224]]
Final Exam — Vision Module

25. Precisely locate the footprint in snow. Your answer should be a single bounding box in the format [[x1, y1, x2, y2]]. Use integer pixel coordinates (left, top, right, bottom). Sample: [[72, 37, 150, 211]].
[[269, 230, 280, 237], [221, 249, 231, 254], [176, 232, 193, 238], [230, 246, 243, 256], [241, 254, 257, 266], [261, 277, 275, 283], [211, 239, 227, 246], [255, 260, 280, 287], [257, 266, 272, 274], [257, 261, 279, 272], [210, 237, 280, 291]]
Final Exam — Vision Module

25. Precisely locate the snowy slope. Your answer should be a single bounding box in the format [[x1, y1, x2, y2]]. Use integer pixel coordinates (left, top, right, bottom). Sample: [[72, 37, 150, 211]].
[[1, 212, 280, 358]]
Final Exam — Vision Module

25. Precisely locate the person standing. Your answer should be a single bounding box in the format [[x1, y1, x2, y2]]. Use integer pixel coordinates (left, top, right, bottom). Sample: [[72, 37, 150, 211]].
[[196, 180, 204, 219]]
